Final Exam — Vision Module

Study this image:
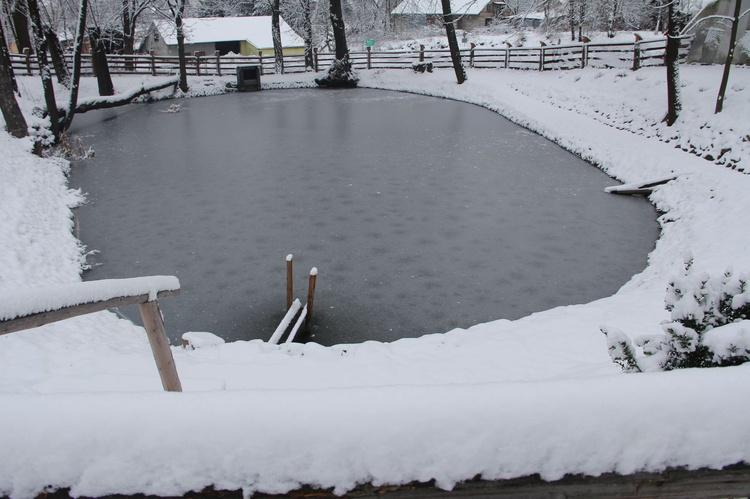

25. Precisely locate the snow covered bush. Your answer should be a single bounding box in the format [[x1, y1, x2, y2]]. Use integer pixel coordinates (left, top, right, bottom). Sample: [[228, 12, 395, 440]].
[[314, 55, 359, 88], [602, 256, 750, 372]]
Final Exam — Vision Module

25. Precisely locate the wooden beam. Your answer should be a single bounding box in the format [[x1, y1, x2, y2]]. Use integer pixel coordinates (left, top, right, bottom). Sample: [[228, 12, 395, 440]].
[[139, 300, 182, 392], [0, 289, 180, 335]]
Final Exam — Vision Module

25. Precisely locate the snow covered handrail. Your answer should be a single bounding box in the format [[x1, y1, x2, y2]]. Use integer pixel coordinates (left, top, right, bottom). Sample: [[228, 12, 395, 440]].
[[0, 276, 182, 392]]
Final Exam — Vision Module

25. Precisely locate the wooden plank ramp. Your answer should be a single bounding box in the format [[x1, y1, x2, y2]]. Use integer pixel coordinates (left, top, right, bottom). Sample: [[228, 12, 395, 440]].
[[605, 177, 677, 196]]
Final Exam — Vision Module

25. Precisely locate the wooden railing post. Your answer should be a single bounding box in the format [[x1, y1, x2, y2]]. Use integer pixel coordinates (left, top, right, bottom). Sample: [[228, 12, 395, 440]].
[[539, 47, 545, 71], [632, 41, 641, 71], [367, 46, 372, 70], [505, 48, 510, 69], [581, 43, 588, 69], [305, 268, 317, 333], [313, 47, 319, 72], [419, 44, 425, 62], [469, 43, 475, 68], [139, 300, 182, 392], [150, 50, 156, 76], [215, 50, 221, 76], [194, 51, 201, 75], [258, 51, 264, 75], [23, 48, 32, 75], [286, 254, 294, 311]]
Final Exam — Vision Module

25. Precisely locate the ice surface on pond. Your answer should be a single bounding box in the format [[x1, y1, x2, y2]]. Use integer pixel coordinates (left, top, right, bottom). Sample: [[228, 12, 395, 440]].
[[68, 88, 658, 345]]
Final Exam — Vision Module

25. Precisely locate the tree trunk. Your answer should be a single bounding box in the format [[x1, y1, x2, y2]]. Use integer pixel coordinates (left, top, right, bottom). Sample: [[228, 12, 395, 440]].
[[11, 0, 33, 54], [88, 28, 115, 96], [175, 0, 189, 93], [122, 0, 135, 70], [272, 0, 284, 74], [43, 26, 71, 88], [0, 11, 18, 93], [607, 0, 619, 37], [664, 0, 681, 126], [569, 0, 576, 41], [303, 4, 314, 69], [61, 0, 88, 132], [441, 0, 466, 84], [578, 0, 586, 41], [26, 0, 59, 139], [0, 30, 27, 137], [715, 0, 742, 113], [329, 0, 348, 60]]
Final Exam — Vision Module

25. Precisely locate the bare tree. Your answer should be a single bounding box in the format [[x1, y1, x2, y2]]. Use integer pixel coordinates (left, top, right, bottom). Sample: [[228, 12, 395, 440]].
[[165, 0, 188, 92], [26, 0, 60, 138], [314, 0, 357, 87], [0, 15, 26, 137], [272, 0, 283, 73], [664, 0, 681, 126], [8, 0, 33, 53], [441, 0, 466, 84], [282, 0, 317, 69], [61, 0, 88, 131], [714, 0, 748, 113], [0, 6, 18, 92]]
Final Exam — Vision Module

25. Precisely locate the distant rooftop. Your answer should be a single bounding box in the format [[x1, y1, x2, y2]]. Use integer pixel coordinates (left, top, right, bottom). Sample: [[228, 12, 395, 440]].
[[391, 0, 488, 15], [153, 16, 304, 49]]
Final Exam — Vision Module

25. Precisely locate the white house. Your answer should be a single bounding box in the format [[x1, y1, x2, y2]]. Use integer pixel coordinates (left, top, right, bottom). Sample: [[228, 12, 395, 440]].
[[139, 16, 305, 56], [391, 0, 507, 32]]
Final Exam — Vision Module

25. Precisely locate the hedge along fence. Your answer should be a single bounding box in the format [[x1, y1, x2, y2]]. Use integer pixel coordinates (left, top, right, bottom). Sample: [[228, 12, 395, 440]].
[[9, 37, 691, 78]]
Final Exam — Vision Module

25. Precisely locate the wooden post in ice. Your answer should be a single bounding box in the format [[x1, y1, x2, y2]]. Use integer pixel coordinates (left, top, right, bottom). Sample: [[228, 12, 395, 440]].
[[306, 268, 317, 332], [286, 254, 294, 311], [419, 44, 425, 62], [138, 300, 182, 392]]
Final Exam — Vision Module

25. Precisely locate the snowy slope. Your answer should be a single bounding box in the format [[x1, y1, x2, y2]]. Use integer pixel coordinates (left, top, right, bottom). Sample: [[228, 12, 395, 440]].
[[0, 66, 749, 497]]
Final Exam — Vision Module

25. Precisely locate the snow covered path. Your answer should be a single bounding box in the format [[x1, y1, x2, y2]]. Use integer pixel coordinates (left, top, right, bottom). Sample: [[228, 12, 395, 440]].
[[0, 66, 749, 497]]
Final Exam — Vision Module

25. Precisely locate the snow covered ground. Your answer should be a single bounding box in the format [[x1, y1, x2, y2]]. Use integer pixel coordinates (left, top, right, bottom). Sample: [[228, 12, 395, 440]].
[[1, 64, 749, 497]]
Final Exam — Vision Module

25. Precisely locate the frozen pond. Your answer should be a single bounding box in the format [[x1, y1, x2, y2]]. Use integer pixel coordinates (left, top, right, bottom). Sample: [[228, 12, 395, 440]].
[[69, 88, 658, 345]]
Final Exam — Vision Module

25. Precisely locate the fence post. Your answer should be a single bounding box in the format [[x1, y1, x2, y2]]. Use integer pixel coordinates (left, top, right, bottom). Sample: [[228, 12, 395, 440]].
[[305, 268, 317, 333], [313, 47, 319, 72], [215, 50, 221, 76], [138, 300, 182, 392], [419, 44, 425, 62], [258, 51, 264, 75], [23, 48, 32, 75], [367, 46, 371, 70], [150, 50, 156, 76], [539, 47, 545, 71], [194, 51, 202, 75], [470, 43, 475, 68], [580, 44, 587, 69], [286, 254, 294, 311], [505, 48, 510, 69], [632, 41, 641, 71]]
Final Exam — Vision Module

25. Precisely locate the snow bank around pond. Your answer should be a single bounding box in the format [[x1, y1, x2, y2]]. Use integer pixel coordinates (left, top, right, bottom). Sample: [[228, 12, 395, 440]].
[[0, 67, 749, 497]]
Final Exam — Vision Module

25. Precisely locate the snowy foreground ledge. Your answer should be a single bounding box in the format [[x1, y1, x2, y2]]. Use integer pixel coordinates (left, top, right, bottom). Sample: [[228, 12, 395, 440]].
[[0, 67, 749, 497]]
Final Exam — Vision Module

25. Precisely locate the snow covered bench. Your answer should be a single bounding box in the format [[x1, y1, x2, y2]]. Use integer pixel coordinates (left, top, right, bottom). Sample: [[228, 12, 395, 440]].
[[0, 276, 183, 392]]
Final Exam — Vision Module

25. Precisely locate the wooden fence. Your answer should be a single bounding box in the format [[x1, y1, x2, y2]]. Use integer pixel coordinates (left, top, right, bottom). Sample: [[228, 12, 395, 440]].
[[9, 37, 690, 78]]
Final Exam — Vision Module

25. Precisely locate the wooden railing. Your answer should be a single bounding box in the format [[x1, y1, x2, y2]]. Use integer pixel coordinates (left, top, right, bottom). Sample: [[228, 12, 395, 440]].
[[8, 37, 690, 78], [0, 276, 183, 392]]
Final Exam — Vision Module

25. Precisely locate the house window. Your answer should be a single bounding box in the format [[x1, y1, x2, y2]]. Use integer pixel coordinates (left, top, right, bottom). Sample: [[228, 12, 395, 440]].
[[154, 32, 159, 42]]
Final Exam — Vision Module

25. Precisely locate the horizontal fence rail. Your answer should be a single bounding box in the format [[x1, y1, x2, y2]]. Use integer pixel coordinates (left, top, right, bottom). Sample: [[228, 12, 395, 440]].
[[9, 37, 690, 78]]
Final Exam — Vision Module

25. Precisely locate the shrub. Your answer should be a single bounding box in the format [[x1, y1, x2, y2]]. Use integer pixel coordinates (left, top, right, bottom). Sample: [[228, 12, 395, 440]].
[[601, 256, 750, 372]]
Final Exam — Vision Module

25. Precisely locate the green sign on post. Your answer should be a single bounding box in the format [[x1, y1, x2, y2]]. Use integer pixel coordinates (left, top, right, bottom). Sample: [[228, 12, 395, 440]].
[[365, 39, 375, 47]]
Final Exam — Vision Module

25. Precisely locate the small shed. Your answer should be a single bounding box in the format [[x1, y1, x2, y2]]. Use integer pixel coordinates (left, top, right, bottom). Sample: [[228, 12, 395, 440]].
[[391, 0, 506, 32], [683, 0, 750, 65], [140, 16, 305, 57]]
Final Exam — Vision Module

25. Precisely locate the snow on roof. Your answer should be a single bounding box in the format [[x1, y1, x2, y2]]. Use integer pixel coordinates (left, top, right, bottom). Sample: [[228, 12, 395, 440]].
[[153, 16, 304, 49], [391, 0, 488, 15]]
